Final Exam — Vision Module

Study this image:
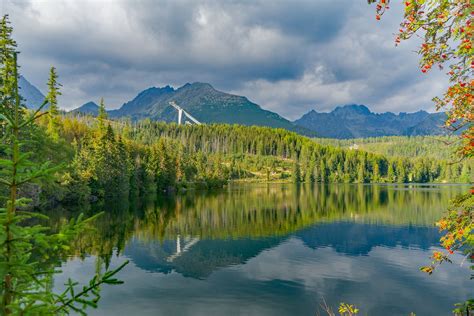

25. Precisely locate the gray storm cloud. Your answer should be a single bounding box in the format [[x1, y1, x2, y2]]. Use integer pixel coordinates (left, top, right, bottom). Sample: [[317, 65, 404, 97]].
[[2, 0, 446, 119]]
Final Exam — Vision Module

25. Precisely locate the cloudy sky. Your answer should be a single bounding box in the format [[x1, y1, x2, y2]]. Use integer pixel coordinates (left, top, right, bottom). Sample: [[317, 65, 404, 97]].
[[2, 0, 447, 119]]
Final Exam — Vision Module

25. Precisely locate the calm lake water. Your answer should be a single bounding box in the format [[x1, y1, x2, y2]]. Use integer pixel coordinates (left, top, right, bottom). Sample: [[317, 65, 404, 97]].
[[53, 184, 472, 316]]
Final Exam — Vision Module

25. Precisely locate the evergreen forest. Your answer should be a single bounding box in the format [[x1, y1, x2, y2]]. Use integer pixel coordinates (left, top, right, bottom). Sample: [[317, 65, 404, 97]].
[[26, 111, 473, 207]]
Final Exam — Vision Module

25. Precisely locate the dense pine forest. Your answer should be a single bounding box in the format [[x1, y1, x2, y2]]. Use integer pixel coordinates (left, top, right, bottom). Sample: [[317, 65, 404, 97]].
[[27, 108, 472, 207], [314, 136, 457, 160]]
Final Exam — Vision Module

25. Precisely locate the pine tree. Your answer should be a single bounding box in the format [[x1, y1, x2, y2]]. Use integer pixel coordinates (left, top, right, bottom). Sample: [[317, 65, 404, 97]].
[[98, 97, 107, 131], [46, 66, 61, 140], [396, 158, 408, 183], [387, 162, 395, 182], [319, 159, 326, 183], [306, 156, 316, 183], [312, 163, 319, 183], [292, 160, 301, 183], [357, 163, 365, 183], [372, 161, 380, 183], [0, 42, 127, 313], [443, 161, 451, 182], [0, 15, 17, 118]]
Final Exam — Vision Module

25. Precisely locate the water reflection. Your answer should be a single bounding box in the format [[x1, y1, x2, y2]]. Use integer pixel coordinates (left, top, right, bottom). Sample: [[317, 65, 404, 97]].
[[52, 184, 472, 315], [297, 222, 441, 255]]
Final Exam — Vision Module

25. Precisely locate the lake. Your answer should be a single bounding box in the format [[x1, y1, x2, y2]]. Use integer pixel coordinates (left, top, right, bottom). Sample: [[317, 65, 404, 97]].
[[53, 184, 472, 315]]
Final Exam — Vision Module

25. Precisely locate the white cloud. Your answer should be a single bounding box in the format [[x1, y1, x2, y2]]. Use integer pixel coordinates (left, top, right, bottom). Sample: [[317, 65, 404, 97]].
[[2, 0, 447, 118]]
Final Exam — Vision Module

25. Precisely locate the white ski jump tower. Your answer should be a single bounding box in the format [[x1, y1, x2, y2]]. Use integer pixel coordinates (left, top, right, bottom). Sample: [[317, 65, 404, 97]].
[[166, 235, 200, 262], [169, 101, 201, 125]]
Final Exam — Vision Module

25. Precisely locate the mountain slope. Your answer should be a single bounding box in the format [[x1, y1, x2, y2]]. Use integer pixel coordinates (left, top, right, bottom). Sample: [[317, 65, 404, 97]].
[[404, 112, 447, 136], [107, 82, 315, 136], [19, 76, 46, 109], [108, 85, 175, 120], [294, 104, 447, 138], [69, 101, 100, 115]]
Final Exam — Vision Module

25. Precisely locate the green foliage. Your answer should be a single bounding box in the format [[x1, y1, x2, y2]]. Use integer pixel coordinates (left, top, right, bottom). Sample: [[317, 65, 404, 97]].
[[338, 303, 359, 316], [453, 300, 474, 316], [97, 98, 107, 131], [369, 2, 473, 314], [116, 121, 469, 186], [318, 301, 359, 316], [10, 100, 468, 210], [53, 260, 129, 316], [0, 15, 16, 109], [0, 16, 127, 315], [370, 0, 473, 156], [24, 113, 471, 206], [74, 124, 131, 200], [292, 159, 301, 183], [46, 66, 61, 140], [315, 136, 456, 160], [421, 193, 473, 279]]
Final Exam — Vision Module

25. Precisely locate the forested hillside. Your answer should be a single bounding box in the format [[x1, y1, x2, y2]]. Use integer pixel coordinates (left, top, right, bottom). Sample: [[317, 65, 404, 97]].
[[123, 121, 472, 182], [32, 111, 472, 207], [315, 136, 457, 160]]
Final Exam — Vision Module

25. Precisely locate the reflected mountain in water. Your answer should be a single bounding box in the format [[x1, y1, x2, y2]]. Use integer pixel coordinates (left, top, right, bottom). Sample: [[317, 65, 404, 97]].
[[51, 185, 462, 272], [49, 184, 465, 263], [105, 184, 460, 279], [296, 222, 440, 255], [124, 221, 442, 279], [125, 237, 283, 278], [53, 184, 471, 316]]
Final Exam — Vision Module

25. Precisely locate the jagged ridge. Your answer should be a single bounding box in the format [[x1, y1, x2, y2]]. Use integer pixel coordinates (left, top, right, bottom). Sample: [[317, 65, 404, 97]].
[[294, 104, 447, 138]]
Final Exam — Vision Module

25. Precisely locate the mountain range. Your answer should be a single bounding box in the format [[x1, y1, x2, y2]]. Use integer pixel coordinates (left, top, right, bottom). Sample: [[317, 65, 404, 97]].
[[19, 76, 447, 138], [294, 105, 447, 138], [73, 82, 314, 135]]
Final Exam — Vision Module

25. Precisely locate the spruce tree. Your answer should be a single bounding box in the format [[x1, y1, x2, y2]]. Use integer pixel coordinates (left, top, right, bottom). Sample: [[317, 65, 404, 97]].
[[46, 66, 61, 140], [0, 15, 17, 125], [306, 155, 316, 183], [292, 160, 301, 183], [0, 16, 127, 314], [387, 162, 395, 183], [372, 162, 380, 183], [319, 159, 326, 183], [397, 158, 407, 183], [357, 163, 365, 183], [98, 97, 107, 131]]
